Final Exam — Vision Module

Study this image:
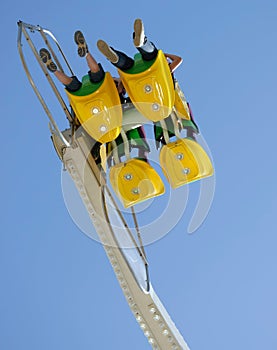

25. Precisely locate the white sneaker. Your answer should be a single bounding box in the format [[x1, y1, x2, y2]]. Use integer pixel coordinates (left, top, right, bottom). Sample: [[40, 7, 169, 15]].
[[133, 18, 145, 47]]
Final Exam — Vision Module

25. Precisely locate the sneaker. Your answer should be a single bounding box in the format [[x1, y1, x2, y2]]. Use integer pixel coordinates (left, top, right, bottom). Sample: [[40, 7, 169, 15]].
[[133, 18, 145, 47], [74, 30, 88, 57], [39, 48, 57, 72], [97, 40, 119, 63]]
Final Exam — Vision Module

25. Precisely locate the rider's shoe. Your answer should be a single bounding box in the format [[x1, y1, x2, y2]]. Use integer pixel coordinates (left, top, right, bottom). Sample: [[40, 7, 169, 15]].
[[74, 30, 88, 57], [133, 18, 145, 47], [97, 40, 119, 63], [39, 48, 57, 72]]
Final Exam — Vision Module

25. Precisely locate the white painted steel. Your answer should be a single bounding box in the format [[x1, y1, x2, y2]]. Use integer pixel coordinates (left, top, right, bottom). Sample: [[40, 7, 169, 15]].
[[62, 134, 190, 350]]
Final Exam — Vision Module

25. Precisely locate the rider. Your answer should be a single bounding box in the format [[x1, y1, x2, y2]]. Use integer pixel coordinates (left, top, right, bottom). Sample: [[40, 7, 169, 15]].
[[97, 19, 198, 150], [39, 30, 105, 92], [97, 18, 182, 74], [40, 31, 109, 165]]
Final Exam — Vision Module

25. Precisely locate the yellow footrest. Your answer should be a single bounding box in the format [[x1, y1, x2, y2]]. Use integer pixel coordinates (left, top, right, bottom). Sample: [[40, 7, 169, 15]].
[[109, 159, 165, 208], [159, 138, 213, 188]]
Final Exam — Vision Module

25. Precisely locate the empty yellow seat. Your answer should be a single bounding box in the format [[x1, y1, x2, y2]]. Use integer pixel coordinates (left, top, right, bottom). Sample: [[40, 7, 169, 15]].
[[159, 138, 213, 188], [118, 51, 175, 122], [109, 159, 165, 208], [65, 72, 122, 143]]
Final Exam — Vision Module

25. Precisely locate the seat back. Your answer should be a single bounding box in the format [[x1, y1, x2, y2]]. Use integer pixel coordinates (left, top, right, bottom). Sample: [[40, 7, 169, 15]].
[[118, 51, 175, 122], [65, 72, 122, 143], [159, 138, 213, 188], [109, 159, 165, 208]]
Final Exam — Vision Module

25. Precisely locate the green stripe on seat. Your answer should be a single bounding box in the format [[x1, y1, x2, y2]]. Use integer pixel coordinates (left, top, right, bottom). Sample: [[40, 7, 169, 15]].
[[69, 74, 104, 96], [125, 53, 155, 74]]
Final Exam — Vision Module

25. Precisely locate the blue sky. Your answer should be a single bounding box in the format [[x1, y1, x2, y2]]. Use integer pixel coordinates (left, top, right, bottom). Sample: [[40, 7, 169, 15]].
[[1, 0, 277, 349]]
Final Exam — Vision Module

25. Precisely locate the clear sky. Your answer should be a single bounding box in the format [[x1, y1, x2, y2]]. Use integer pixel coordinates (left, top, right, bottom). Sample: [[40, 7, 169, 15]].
[[1, 0, 277, 349]]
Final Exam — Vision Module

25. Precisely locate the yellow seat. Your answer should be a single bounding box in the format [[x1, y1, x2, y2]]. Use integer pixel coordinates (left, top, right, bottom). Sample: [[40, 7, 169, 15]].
[[65, 72, 122, 143], [118, 50, 175, 122], [159, 138, 213, 188], [109, 159, 165, 208]]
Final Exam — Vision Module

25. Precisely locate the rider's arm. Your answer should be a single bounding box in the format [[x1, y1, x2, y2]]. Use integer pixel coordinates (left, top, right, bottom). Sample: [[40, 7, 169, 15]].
[[164, 53, 183, 73], [113, 77, 126, 95]]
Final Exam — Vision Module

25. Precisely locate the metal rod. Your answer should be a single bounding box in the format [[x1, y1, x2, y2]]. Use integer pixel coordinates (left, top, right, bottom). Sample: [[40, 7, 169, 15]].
[[101, 187, 150, 291], [111, 140, 120, 164], [131, 206, 147, 259], [17, 21, 70, 147], [25, 25, 73, 123], [103, 185, 149, 266], [160, 119, 170, 144], [170, 107, 182, 139], [40, 29, 74, 76], [120, 130, 131, 160]]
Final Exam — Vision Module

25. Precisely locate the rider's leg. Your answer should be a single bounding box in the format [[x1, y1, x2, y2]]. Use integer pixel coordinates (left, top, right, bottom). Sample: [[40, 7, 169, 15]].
[[86, 52, 105, 83], [74, 31, 105, 83], [133, 18, 158, 61], [97, 40, 134, 71], [39, 48, 82, 92]]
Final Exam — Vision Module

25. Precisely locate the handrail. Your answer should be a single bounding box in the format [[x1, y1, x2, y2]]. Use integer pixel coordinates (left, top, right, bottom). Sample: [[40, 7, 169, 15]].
[[17, 20, 75, 147]]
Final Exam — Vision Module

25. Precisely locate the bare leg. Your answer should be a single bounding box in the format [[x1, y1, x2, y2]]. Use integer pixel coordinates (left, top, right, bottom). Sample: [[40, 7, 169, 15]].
[[40, 48, 74, 85], [54, 70, 73, 85], [74, 30, 100, 73], [86, 51, 105, 84], [86, 52, 100, 72]]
